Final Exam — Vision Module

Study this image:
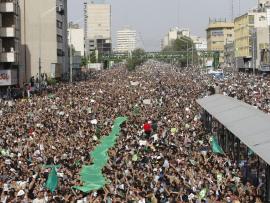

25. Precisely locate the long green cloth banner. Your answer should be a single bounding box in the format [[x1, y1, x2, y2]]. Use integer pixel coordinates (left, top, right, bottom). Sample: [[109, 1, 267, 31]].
[[73, 116, 128, 193]]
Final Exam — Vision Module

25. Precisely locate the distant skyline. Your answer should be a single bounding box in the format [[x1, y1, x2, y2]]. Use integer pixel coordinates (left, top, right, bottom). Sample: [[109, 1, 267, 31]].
[[68, 0, 257, 51]]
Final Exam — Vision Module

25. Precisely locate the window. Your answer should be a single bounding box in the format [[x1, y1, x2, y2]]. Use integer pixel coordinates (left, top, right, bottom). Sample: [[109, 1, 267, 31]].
[[211, 30, 224, 36], [57, 49, 64, 56], [259, 16, 266, 21], [57, 35, 63, 43], [249, 15, 254, 24], [57, 20, 63, 29]]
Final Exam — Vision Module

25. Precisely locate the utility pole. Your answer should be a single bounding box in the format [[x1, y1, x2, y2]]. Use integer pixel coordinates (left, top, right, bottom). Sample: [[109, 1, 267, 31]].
[[252, 28, 256, 75], [187, 43, 189, 67], [192, 45, 194, 66], [69, 27, 73, 83], [39, 57, 41, 87]]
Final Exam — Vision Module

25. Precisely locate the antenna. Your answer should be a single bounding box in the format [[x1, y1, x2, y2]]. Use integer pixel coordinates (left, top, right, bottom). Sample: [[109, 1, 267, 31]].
[[177, 0, 180, 27], [238, 0, 241, 16], [231, 0, 234, 21]]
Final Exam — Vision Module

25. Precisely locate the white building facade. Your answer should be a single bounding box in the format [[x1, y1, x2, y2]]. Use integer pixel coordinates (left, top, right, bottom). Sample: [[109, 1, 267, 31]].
[[20, 0, 68, 81], [161, 27, 190, 50], [68, 23, 84, 56], [190, 36, 207, 51], [116, 28, 136, 53], [84, 2, 111, 56]]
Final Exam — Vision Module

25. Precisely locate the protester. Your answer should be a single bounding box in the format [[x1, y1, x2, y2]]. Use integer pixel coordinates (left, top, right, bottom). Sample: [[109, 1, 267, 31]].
[[0, 61, 265, 202]]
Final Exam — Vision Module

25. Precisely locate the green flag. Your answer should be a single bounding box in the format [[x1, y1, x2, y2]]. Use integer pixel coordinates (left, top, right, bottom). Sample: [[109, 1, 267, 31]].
[[210, 136, 224, 154], [73, 116, 128, 193], [248, 148, 254, 156], [212, 51, 220, 69], [45, 167, 58, 193], [48, 94, 55, 99], [199, 188, 207, 199]]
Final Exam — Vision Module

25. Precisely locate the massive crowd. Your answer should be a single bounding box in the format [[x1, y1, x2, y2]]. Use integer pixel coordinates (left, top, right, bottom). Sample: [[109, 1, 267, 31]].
[[0, 61, 268, 202]]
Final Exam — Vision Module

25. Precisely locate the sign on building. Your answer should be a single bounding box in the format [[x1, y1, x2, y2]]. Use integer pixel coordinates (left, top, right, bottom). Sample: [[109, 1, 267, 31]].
[[0, 69, 17, 86]]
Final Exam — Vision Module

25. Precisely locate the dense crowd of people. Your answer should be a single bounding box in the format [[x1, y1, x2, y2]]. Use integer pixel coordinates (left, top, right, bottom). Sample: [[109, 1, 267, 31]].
[[0, 61, 268, 202]]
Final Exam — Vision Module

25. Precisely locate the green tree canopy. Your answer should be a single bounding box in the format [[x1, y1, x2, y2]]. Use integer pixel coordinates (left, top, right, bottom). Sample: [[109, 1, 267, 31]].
[[162, 36, 198, 66], [126, 48, 146, 71]]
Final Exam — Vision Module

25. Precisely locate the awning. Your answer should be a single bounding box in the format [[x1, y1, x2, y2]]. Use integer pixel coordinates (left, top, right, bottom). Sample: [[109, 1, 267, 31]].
[[197, 94, 270, 165]]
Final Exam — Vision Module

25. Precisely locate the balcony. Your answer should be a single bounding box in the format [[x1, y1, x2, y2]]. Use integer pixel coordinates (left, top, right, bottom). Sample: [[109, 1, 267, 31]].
[[0, 52, 16, 62], [0, 2, 15, 13], [0, 27, 15, 37]]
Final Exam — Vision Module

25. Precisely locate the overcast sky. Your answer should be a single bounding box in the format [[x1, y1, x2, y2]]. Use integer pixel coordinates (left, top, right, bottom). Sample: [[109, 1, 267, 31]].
[[68, 0, 257, 51]]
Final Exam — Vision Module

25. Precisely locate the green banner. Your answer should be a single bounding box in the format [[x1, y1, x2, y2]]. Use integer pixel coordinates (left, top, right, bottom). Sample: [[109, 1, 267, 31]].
[[210, 136, 224, 154], [73, 116, 128, 193], [45, 166, 58, 193]]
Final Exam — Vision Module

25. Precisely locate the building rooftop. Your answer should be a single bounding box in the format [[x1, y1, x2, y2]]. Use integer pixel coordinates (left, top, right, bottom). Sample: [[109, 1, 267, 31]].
[[207, 21, 234, 30]]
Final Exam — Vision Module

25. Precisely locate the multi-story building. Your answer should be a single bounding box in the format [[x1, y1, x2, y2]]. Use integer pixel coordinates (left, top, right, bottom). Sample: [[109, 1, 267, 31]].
[[206, 19, 234, 63], [259, 0, 270, 7], [234, 10, 269, 70], [161, 27, 190, 50], [68, 23, 84, 57], [0, 0, 20, 87], [116, 28, 136, 53], [19, 0, 68, 81], [190, 36, 207, 51], [84, 2, 111, 56]]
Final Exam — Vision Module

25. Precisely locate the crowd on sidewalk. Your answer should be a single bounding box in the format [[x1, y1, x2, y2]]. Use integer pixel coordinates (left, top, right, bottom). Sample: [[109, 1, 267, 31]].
[[0, 61, 268, 202]]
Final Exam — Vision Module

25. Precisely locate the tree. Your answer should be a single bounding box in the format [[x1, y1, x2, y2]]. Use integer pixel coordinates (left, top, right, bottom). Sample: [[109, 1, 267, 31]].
[[126, 48, 146, 71], [162, 36, 199, 66], [90, 51, 97, 63], [81, 56, 89, 67]]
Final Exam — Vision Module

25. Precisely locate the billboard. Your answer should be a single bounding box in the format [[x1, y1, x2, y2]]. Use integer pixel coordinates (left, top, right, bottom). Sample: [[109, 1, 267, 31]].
[[0, 69, 17, 86]]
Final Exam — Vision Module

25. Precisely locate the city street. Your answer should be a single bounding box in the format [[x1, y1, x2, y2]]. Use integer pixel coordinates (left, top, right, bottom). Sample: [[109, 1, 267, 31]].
[[0, 61, 268, 202]]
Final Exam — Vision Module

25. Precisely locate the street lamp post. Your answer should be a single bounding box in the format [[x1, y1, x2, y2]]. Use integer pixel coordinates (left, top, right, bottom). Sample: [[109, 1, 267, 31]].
[[69, 28, 73, 83]]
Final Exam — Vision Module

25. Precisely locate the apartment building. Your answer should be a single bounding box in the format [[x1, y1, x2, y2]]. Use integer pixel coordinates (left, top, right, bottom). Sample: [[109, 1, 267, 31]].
[[20, 0, 68, 81], [0, 0, 20, 87], [206, 20, 234, 63], [68, 23, 84, 56], [116, 28, 136, 53], [234, 10, 269, 70], [84, 2, 111, 56], [161, 27, 190, 49], [190, 36, 207, 51]]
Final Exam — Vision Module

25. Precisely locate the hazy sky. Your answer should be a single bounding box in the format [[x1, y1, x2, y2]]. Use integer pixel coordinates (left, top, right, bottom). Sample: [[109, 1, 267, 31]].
[[68, 0, 257, 51]]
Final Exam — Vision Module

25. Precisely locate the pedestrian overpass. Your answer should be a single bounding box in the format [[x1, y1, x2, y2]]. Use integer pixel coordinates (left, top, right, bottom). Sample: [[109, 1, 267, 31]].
[[102, 50, 217, 63]]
